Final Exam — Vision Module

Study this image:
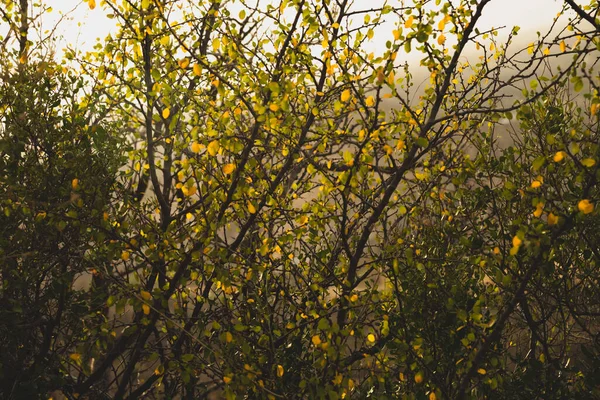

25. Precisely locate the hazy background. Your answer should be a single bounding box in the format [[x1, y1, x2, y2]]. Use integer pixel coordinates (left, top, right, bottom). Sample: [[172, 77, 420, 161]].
[[43, 0, 568, 60]]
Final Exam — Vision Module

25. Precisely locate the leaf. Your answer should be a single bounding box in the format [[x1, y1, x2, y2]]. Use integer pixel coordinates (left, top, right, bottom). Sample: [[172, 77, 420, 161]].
[[88, 0, 96, 10], [533, 203, 544, 218], [142, 304, 150, 315], [367, 334, 376, 343], [340, 89, 351, 102], [581, 158, 596, 167], [512, 236, 522, 248], [553, 151, 566, 162], [212, 38, 220, 52], [532, 155, 545, 171], [405, 15, 414, 29], [207, 140, 220, 156], [247, 201, 256, 214], [572, 76, 584, 92], [416, 137, 429, 148], [277, 365, 284, 377], [178, 58, 190, 69], [547, 212, 559, 225], [160, 36, 171, 46], [191, 142, 202, 153], [222, 163, 235, 174], [140, 291, 152, 301], [162, 108, 170, 119], [414, 372, 423, 384], [121, 251, 130, 261], [193, 63, 202, 76], [578, 199, 594, 214], [311, 335, 321, 346], [365, 96, 375, 107], [72, 178, 79, 190]]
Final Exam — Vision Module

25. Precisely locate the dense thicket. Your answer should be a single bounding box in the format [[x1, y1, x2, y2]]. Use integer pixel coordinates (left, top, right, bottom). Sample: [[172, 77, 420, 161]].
[[1, 0, 599, 399]]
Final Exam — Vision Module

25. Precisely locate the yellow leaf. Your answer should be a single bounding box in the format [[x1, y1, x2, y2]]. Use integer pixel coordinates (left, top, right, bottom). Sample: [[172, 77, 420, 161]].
[[191, 142, 202, 153], [429, 392, 437, 400], [142, 304, 150, 315], [376, 68, 385, 84], [405, 15, 414, 29], [349, 294, 358, 302], [88, 0, 96, 10], [387, 71, 395, 85], [121, 251, 130, 261], [225, 332, 233, 343], [223, 376, 232, 384], [365, 96, 375, 107], [477, 368, 487, 375], [393, 29, 401, 40], [311, 335, 322, 346], [560, 40, 566, 52], [553, 151, 566, 162], [178, 58, 190, 69], [182, 185, 196, 197], [160, 36, 170, 46], [578, 199, 594, 214], [547, 212, 559, 225], [193, 63, 201, 76], [247, 201, 256, 214], [437, 34, 446, 45], [414, 372, 423, 384], [512, 236, 522, 248], [531, 180, 542, 188], [70, 353, 81, 362], [582, 158, 596, 167], [493, 246, 500, 255], [367, 334, 376, 343], [140, 290, 152, 301], [333, 373, 343, 385], [533, 203, 544, 218], [207, 140, 220, 156], [269, 103, 279, 112], [212, 38, 220, 52], [438, 15, 450, 31], [72, 178, 79, 190], [223, 163, 235, 174], [340, 89, 351, 102], [528, 43, 535, 54], [162, 108, 170, 119], [277, 365, 284, 377]]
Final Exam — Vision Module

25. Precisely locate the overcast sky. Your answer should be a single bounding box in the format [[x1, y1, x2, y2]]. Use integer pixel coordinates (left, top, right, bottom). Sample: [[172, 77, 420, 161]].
[[42, 0, 567, 59]]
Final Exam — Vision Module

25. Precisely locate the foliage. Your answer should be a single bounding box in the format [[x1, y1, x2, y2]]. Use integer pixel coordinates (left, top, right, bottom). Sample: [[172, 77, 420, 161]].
[[0, 60, 121, 397], [1, 0, 599, 399]]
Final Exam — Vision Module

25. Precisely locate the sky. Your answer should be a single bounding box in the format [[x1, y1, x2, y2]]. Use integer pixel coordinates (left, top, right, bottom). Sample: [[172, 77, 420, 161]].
[[42, 0, 567, 59]]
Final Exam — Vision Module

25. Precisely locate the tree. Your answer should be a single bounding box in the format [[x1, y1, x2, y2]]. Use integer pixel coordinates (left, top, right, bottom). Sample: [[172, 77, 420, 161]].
[[0, 2, 120, 398], [1, 0, 599, 399]]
